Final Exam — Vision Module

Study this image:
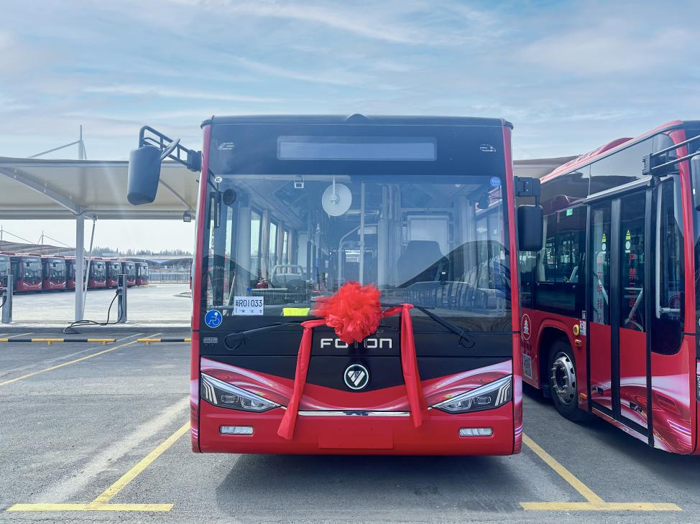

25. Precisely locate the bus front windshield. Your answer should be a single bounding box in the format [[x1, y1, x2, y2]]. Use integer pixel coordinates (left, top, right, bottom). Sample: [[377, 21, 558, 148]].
[[205, 173, 511, 330], [49, 260, 66, 279], [92, 262, 106, 279], [24, 259, 42, 283]]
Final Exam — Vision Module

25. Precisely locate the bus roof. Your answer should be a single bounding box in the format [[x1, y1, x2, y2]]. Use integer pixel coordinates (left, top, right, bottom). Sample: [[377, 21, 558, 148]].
[[541, 120, 700, 183], [202, 114, 512, 129]]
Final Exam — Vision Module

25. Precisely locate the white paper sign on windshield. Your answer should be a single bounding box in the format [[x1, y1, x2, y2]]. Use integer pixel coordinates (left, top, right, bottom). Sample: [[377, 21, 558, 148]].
[[233, 296, 264, 316]]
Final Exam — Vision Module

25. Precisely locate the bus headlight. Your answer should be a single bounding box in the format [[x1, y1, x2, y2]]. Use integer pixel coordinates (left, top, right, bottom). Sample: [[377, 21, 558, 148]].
[[201, 373, 279, 413], [433, 375, 512, 414]]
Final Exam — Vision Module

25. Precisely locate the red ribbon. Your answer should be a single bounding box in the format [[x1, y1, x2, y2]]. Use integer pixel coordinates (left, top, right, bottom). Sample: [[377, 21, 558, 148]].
[[277, 304, 426, 440]]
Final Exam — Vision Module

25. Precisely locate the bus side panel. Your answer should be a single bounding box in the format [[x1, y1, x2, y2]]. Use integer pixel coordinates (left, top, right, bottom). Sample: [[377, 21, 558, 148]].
[[190, 123, 212, 453], [650, 338, 693, 454], [503, 125, 521, 453], [521, 308, 588, 409], [696, 360, 700, 455], [589, 322, 612, 410]]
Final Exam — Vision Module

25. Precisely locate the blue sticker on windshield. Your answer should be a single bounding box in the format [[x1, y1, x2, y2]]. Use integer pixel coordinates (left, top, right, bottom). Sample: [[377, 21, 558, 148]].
[[204, 310, 223, 329], [490, 176, 501, 188]]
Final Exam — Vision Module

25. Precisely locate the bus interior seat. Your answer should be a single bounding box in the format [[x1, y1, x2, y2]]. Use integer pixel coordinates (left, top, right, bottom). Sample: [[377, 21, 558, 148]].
[[397, 240, 448, 288]]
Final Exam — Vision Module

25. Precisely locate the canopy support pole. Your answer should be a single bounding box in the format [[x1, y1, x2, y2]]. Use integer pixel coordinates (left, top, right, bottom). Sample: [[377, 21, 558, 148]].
[[75, 216, 85, 322]]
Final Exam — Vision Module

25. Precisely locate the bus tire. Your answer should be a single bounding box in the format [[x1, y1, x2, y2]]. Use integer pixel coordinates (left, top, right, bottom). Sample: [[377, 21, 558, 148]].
[[548, 339, 587, 422]]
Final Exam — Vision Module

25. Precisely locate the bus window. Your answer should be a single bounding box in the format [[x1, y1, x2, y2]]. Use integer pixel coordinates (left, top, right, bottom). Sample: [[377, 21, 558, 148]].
[[652, 181, 684, 353], [591, 204, 612, 325], [619, 192, 646, 332], [534, 206, 585, 314], [589, 140, 652, 195]]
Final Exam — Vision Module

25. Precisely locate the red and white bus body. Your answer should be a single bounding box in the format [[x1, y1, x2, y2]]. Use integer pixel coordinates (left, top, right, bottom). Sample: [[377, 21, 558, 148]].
[[9, 254, 42, 292], [122, 261, 136, 287], [519, 120, 700, 454], [41, 256, 67, 291], [135, 261, 149, 286], [106, 260, 123, 288], [186, 116, 523, 456], [87, 258, 107, 289]]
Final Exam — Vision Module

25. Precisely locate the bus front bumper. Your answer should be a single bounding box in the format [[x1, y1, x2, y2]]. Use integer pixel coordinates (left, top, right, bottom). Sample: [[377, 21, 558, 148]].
[[198, 401, 516, 455]]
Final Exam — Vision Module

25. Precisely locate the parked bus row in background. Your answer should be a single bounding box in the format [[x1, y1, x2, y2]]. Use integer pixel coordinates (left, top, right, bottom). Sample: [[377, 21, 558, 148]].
[[0, 253, 150, 292]]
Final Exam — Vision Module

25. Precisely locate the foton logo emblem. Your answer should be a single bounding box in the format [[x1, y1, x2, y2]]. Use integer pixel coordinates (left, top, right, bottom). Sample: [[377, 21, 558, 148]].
[[320, 338, 393, 349], [344, 364, 370, 391]]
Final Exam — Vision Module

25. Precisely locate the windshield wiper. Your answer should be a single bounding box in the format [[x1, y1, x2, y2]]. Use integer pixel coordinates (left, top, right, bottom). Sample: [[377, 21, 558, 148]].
[[382, 303, 476, 349], [224, 321, 306, 349]]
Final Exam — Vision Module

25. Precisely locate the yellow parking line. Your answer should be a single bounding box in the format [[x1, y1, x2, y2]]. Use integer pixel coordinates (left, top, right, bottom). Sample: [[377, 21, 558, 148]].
[[91, 421, 190, 505], [521, 434, 681, 511], [521, 502, 682, 511], [0, 334, 150, 387], [7, 503, 173, 512], [7, 421, 189, 513], [522, 434, 603, 504]]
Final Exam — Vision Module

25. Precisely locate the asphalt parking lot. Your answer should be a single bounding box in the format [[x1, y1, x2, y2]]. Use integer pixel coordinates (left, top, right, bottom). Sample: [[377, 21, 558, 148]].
[[8, 284, 191, 325], [0, 332, 698, 523]]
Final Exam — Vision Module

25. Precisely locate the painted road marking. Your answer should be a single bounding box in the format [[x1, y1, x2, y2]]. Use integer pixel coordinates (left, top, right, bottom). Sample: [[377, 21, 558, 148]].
[[7, 421, 189, 513], [138, 337, 191, 344], [0, 332, 33, 340], [38, 398, 189, 503], [521, 434, 681, 511], [0, 338, 116, 344], [0, 333, 153, 387]]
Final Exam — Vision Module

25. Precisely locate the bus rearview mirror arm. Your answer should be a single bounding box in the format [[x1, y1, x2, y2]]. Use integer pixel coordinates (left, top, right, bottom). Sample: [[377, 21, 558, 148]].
[[127, 125, 201, 206]]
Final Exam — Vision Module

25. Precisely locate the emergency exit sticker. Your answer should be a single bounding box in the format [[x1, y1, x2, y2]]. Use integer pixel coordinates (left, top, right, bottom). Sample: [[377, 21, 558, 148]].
[[233, 296, 264, 316]]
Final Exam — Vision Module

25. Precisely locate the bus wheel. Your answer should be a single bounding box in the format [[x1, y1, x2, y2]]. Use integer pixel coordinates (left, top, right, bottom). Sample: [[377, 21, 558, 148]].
[[548, 339, 586, 422]]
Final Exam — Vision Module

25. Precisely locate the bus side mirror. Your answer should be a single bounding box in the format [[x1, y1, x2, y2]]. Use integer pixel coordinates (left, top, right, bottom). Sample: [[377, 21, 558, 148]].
[[517, 205, 544, 251], [692, 155, 700, 211], [127, 146, 162, 205]]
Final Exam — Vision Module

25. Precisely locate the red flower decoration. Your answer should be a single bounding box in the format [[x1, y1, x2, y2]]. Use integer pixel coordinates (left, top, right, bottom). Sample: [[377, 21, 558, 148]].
[[312, 282, 382, 344]]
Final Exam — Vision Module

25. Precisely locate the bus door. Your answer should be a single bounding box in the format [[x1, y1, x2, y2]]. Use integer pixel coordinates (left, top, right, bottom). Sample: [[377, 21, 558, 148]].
[[588, 189, 650, 437]]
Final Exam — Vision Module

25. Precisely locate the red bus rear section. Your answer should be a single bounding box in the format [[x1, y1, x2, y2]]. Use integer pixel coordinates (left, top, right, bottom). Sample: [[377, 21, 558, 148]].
[[129, 115, 532, 456], [519, 120, 700, 454]]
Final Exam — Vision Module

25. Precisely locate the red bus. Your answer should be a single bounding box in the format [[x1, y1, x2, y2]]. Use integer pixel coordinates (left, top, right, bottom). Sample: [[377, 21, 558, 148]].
[[41, 256, 67, 291], [128, 116, 543, 455], [122, 261, 136, 287], [136, 261, 149, 286], [65, 257, 76, 290], [87, 258, 107, 289], [9, 254, 42, 292], [519, 120, 700, 454], [106, 260, 122, 288]]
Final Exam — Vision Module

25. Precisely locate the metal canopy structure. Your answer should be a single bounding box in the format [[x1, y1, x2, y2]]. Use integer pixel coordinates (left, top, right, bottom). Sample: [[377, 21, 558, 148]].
[[0, 157, 197, 220], [0, 156, 198, 323]]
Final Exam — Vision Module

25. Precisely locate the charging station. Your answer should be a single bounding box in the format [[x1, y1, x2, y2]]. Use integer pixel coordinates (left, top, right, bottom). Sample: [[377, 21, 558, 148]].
[[1, 275, 12, 324]]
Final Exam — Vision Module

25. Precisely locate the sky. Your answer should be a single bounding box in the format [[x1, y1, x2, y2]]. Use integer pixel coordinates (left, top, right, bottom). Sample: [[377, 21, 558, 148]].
[[0, 0, 698, 251]]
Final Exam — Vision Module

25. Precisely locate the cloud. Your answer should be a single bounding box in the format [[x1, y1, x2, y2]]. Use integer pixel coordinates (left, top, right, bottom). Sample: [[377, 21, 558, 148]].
[[83, 84, 283, 103]]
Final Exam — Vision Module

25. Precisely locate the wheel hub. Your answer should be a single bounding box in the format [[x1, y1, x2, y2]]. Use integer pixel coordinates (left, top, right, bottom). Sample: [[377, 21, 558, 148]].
[[550, 352, 576, 406]]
